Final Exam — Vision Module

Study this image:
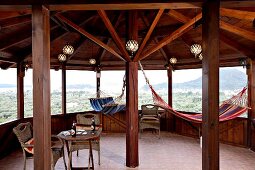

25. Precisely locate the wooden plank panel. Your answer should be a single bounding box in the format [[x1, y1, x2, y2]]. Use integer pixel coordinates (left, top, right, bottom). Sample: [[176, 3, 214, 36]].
[[202, 0, 220, 169], [32, 5, 51, 170]]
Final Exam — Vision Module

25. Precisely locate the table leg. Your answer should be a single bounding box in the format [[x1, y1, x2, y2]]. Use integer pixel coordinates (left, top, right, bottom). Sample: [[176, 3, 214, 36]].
[[67, 141, 72, 170], [89, 140, 94, 170]]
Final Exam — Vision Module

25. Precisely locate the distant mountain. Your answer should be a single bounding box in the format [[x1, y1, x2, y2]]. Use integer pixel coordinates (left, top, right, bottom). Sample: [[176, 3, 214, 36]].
[[0, 84, 16, 88], [142, 68, 247, 91], [67, 84, 95, 89]]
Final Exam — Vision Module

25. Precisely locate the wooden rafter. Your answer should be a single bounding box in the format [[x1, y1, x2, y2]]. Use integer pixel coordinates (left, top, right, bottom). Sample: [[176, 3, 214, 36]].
[[133, 9, 164, 61], [141, 12, 202, 60], [0, 10, 31, 19], [220, 32, 254, 58], [220, 20, 255, 42], [220, 8, 255, 21], [169, 9, 254, 58], [98, 10, 131, 62], [55, 13, 125, 61], [0, 15, 31, 28], [0, 24, 31, 51], [140, 12, 169, 62], [96, 12, 124, 63], [167, 9, 190, 23]]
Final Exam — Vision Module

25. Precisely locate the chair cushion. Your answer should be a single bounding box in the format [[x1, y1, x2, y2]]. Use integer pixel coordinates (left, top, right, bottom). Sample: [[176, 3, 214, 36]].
[[24, 138, 34, 154]]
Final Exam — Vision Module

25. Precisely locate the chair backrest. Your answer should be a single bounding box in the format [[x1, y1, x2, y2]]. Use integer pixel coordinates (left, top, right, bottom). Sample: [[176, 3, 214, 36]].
[[141, 104, 159, 116], [76, 113, 100, 125], [13, 122, 33, 145]]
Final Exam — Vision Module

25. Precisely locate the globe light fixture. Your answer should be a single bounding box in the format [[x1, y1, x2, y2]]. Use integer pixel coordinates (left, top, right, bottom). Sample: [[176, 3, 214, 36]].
[[58, 53, 67, 62], [63, 44, 74, 55], [169, 57, 177, 64], [190, 44, 202, 56], [89, 58, 96, 65], [125, 40, 139, 53], [198, 53, 203, 60]]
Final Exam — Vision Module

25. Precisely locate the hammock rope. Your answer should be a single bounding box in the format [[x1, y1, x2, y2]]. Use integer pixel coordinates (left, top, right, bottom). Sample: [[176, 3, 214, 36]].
[[139, 61, 249, 123]]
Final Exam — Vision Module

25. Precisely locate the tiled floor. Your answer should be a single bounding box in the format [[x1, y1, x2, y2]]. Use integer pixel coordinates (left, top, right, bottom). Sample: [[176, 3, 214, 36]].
[[1, 132, 255, 170]]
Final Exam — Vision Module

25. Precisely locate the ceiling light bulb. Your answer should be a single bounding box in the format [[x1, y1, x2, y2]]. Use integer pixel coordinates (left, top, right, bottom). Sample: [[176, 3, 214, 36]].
[[58, 54, 66, 62], [190, 44, 202, 56], [89, 59, 96, 65], [126, 40, 139, 52], [170, 57, 177, 64], [63, 44, 74, 55]]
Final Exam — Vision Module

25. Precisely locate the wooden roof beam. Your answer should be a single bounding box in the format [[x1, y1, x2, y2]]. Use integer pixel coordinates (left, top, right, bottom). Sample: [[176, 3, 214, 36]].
[[133, 9, 164, 61], [220, 8, 255, 21], [220, 32, 254, 58], [0, 15, 31, 29], [220, 20, 255, 42], [166, 9, 190, 23], [55, 13, 125, 61], [96, 12, 124, 64], [140, 12, 169, 62], [0, 24, 31, 51], [141, 12, 202, 60], [169, 9, 254, 58], [98, 10, 131, 62]]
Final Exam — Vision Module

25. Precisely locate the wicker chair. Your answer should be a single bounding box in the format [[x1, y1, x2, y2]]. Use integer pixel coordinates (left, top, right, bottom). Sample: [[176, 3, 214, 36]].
[[13, 122, 67, 170], [76, 113, 101, 165], [139, 104, 161, 138]]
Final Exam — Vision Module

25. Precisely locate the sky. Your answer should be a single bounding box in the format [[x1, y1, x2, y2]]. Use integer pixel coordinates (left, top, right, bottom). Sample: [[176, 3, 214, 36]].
[[0, 66, 246, 91]]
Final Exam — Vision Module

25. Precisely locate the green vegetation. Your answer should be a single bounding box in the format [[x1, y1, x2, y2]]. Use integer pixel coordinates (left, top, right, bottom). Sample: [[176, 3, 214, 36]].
[[0, 89, 238, 124]]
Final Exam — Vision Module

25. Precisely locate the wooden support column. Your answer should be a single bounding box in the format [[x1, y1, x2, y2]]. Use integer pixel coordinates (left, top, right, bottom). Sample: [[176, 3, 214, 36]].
[[32, 5, 51, 170], [96, 70, 101, 98], [62, 63, 66, 114], [248, 59, 255, 150], [17, 62, 25, 119], [126, 61, 139, 167], [202, 0, 220, 170], [167, 68, 175, 132], [126, 10, 139, 168]]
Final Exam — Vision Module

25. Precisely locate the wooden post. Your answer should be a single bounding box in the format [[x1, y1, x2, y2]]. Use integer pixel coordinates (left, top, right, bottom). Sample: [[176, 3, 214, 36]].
[[96, 70, 101, 98], [167, 68, 175, 132], [17, 62, 25, 119], [126, 61, 139, 167], [126, 10, 139, 168], [202, 0, 220, 169], [62, 63, 67, 114], [248, 59, 255, 150], [32, 5, 51, 170]]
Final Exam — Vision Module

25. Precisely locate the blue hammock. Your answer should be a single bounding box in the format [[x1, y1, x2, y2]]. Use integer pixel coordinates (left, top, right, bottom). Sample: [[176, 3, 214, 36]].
[[90, 97, 126, 115]]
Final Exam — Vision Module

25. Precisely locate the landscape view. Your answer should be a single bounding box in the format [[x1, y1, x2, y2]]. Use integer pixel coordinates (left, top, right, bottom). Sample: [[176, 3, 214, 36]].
[[0, 68, 247, 124]]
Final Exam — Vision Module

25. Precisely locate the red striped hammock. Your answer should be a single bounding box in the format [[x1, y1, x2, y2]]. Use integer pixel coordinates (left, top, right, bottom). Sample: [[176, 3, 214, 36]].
[[150, 85, 248, 123], [139, 61, 249, 123]]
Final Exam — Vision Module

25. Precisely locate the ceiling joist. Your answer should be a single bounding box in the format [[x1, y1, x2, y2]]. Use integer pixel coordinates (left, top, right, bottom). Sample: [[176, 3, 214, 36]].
[[55, 13, 125, 61], [220, 20, 255, 42], [133, 9, 164, 61], [221, 8, 255, 21], [141, 12, 202, 60], [98, 10, 131, 62]]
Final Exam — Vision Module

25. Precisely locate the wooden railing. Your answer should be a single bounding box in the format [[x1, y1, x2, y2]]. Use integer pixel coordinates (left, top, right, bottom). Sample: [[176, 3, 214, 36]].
[[0, 110, 253, 159]]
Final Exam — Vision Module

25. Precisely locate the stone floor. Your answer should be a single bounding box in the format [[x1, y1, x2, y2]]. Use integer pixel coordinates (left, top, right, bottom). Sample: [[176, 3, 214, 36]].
[[1, 132, 255, 170]]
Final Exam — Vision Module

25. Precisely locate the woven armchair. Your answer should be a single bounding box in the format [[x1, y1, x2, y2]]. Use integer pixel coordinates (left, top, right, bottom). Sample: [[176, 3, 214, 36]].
[[76, 113, 101, 165], [139, 104, 161, 138], [13, 122, 67, 170]]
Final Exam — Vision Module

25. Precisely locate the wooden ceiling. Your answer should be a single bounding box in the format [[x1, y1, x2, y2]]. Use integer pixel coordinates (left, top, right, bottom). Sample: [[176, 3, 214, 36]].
[[0, 1, 254, 70]]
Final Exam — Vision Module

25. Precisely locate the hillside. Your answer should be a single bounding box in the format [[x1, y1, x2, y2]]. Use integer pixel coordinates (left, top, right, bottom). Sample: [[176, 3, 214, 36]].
[[142, 68, 247, 91]]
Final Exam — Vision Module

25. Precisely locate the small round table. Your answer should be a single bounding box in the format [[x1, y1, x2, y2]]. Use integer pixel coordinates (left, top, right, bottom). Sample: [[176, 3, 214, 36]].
[[58, 129, 101, 170]]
